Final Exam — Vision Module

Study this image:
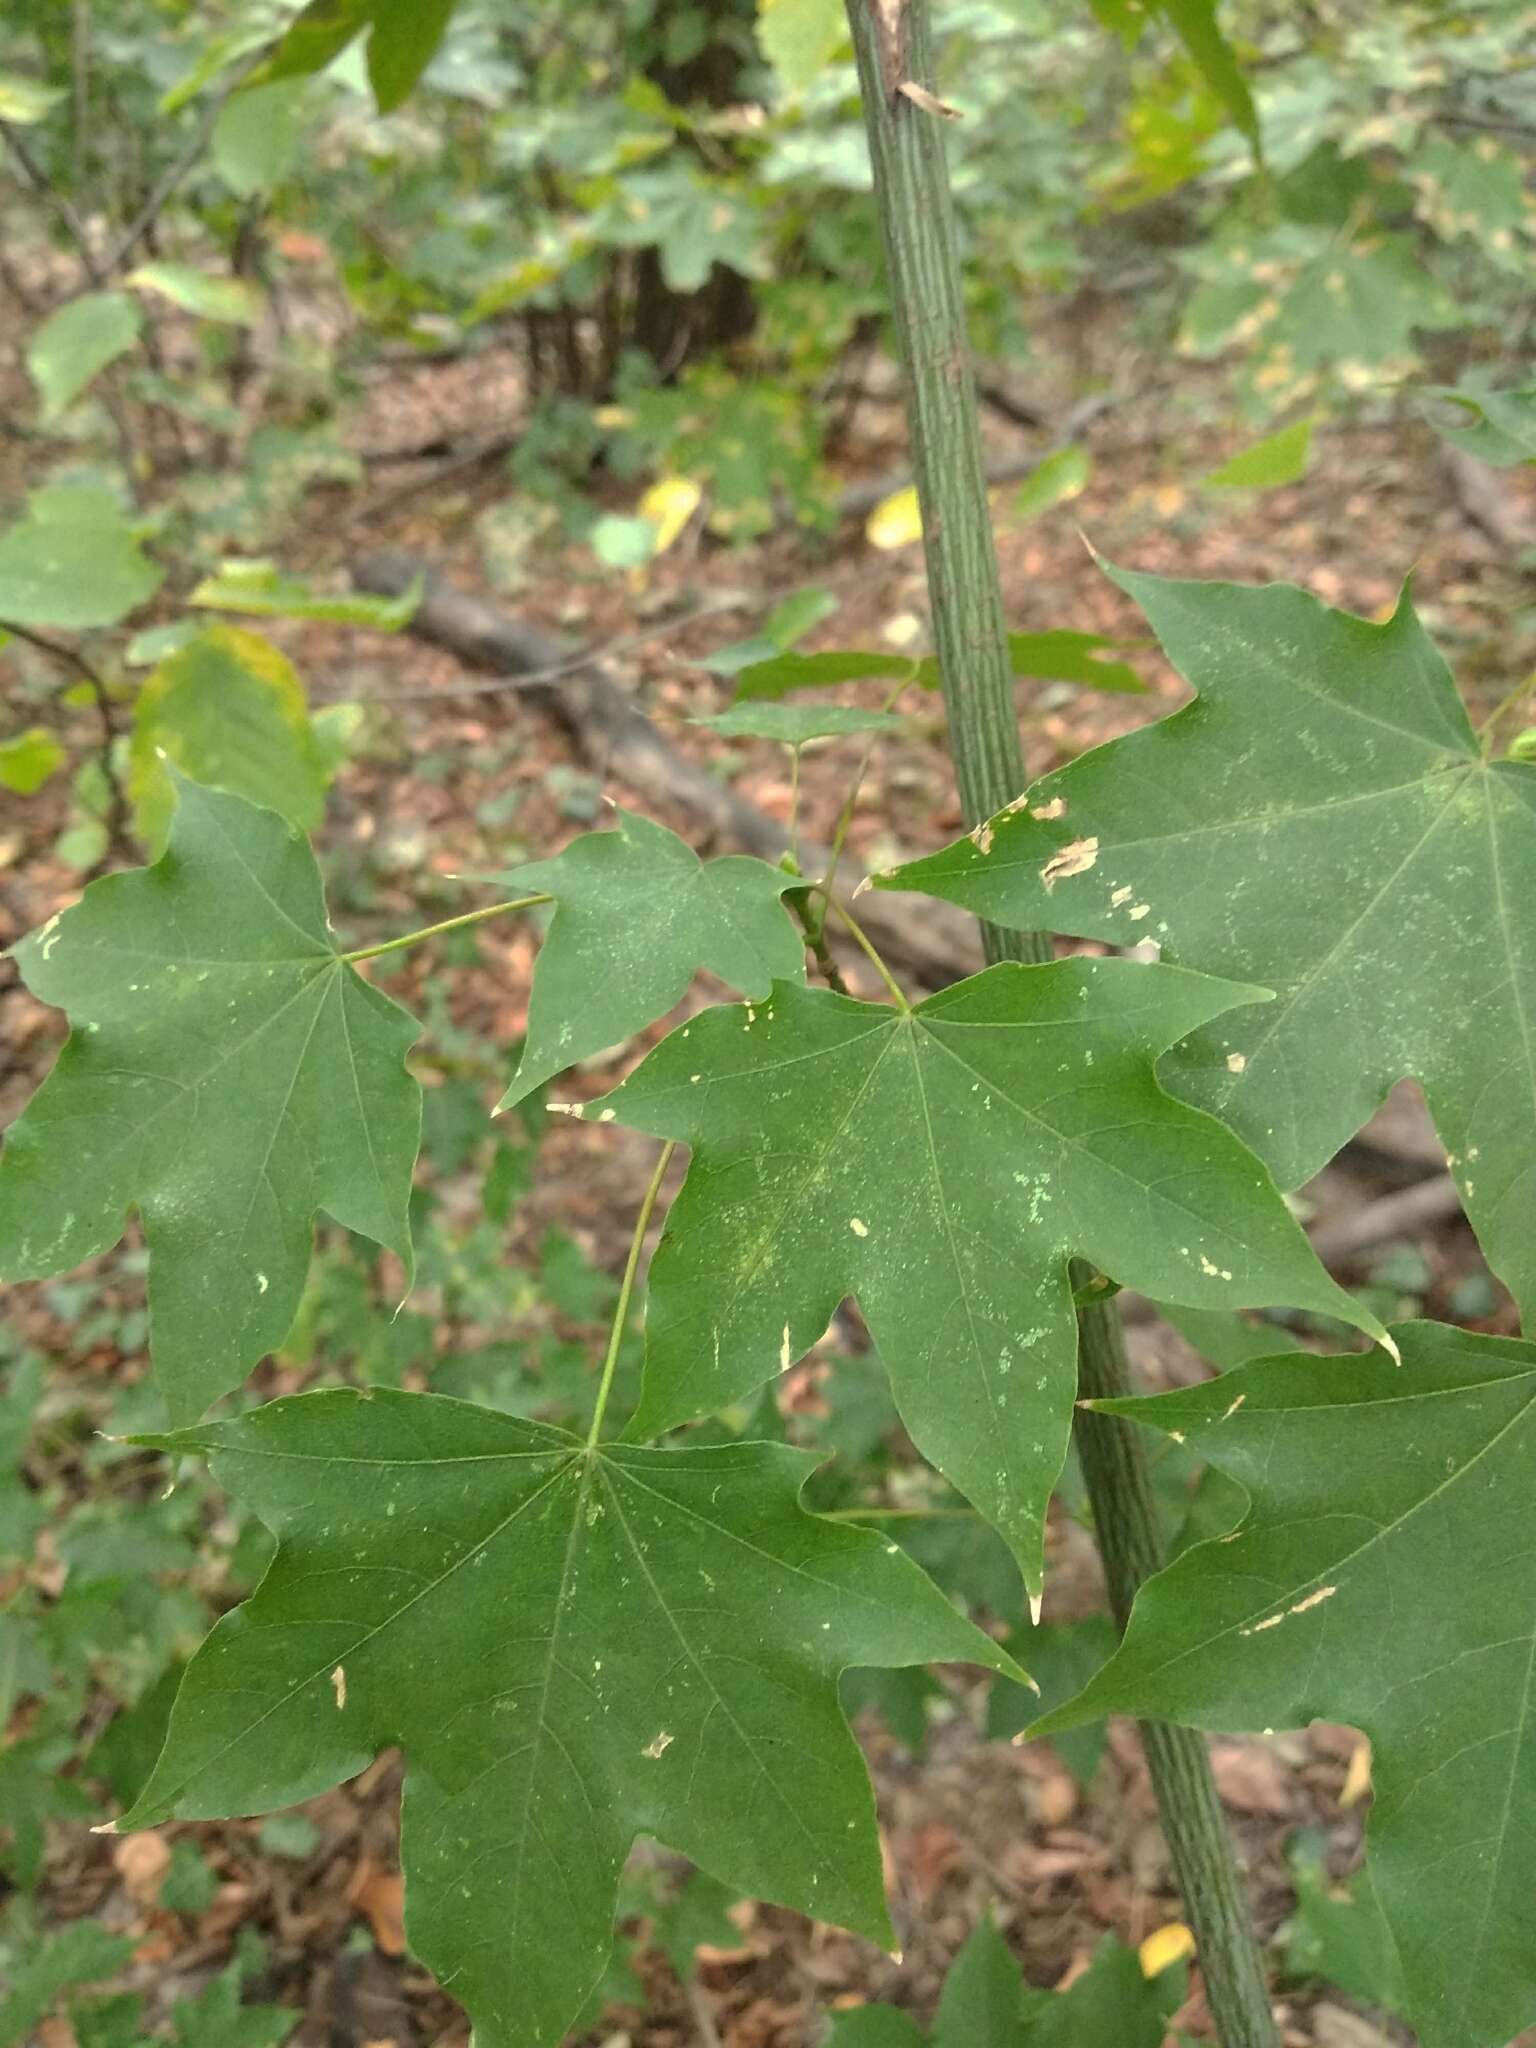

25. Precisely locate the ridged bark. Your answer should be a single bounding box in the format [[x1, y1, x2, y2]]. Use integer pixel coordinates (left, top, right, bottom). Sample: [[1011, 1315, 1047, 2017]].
[[843, 6, 1282, 2041]]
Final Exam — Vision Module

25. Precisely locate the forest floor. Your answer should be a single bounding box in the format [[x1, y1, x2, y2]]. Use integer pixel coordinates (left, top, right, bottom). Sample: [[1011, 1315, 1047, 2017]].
[[3, 308, 1536, 2048]]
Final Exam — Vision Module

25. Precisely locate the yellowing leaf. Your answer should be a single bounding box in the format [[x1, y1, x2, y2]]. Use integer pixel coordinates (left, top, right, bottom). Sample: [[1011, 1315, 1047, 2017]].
[[865, 486, 924, 550], [1014, 445, 1092, 520], [758, 0, 847, 93], [639, 476, 703, 555], [1202, 418, 1313, 492], [0, 726, 67, 796], [0, 73, 63, 122], [130, 626, 332, 853], [1138, 1922, 1196, 1977], [128, 263, 264, 327]]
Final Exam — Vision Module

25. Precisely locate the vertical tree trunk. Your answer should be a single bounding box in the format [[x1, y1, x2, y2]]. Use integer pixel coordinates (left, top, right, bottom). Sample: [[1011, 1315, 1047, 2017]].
[[841, 6, 1283, 2043]]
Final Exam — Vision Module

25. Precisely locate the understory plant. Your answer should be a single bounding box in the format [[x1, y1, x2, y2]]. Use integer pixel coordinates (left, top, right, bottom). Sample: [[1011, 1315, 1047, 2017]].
[[3, 5, 1536, 2048]]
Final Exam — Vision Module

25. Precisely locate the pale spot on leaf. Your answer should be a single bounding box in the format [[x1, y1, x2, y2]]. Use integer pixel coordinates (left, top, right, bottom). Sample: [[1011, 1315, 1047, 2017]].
[[1040, 836, 1099, 889]]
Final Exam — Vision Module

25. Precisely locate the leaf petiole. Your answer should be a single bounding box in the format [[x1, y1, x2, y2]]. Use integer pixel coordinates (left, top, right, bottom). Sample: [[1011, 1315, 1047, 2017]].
[[813, 667, 917, 930], [341, 894, 551, 964], [808, 883, 912, 1012], [1479, 670, 1535, 756], [587, 1139, 677, 1448]]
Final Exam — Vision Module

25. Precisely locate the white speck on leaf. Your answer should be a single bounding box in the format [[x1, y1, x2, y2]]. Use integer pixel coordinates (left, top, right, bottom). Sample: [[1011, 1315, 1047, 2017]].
[[643, 1731, 673, 1759], [331, 1666, 347, 1709], [849, 1217, 869, 1237], [1226, 1052, 1247, 1073]]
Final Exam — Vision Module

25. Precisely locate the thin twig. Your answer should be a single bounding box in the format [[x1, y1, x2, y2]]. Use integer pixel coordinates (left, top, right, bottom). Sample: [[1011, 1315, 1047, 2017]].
[[96, 47, 269, 278], [0, 618, 130, 872], [341, 434, 519, 527], [0, 119, 106, 284], [71, 0, 91, 207], [790, 891, 852, 997]]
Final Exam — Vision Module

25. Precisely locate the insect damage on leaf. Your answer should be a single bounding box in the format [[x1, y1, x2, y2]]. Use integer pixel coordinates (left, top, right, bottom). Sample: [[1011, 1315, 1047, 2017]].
[[118, 1389, 1018, 2048], [0, 775, 421, 1424], [599, 959, 1386, 1597], [1031, 1321, 1536, 2048], [880, 565, 1536, 1324]]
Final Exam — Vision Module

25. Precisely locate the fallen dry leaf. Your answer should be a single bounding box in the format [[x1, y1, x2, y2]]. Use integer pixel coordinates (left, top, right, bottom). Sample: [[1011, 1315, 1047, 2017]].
[[1311, 2002, 1389, 2048], [902, 1820, 964, 1904], [1209, 1740, 1293, 1817], [1339, 1735, 1373, 1809], [112, 1829, 171, 1906], [350, 1860, 408, 1957], [1031, 1764, 1079, 1828]]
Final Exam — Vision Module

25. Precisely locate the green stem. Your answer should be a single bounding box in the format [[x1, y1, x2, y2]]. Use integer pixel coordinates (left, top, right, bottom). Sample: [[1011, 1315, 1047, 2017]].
[[814, 667, 916, 931], [791, 892, 853, 997], [1074, 1289, 1280, 2048], [845, 7, 1280, 2041], [1480, 669, 1535, 755], [809, 885, 911, 1011], [587, 1141, 677, 1448], [341, 895, 550, 965], [842, 1, 1034, 973]]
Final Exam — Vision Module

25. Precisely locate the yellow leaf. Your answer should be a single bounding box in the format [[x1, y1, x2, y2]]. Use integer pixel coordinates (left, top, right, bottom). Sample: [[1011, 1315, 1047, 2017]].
[[639, 477, 703, 555], [865, 485, 924, 550], [1340, 1734, 1373, 1808], [1138, 1921, 1195, 1978]]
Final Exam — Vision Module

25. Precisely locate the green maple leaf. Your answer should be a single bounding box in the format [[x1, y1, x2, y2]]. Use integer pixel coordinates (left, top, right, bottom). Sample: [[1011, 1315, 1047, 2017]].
[[1032, 1320, 1536, 2048], [493, 809, 805, 1110], [597, 961, 1382, 1596], [880, 568, 1536, 1325], [0, 779, 420, 1424], [118, 1388, 1015, 2048]]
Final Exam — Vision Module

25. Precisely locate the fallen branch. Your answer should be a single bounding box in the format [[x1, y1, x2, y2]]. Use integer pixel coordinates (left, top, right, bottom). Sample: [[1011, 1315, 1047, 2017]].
[[314, 592, 749, 703], [352, 549, 981, 987], [1307, 1173, 1465, 1267], [1443, 444, 1530, 554]]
